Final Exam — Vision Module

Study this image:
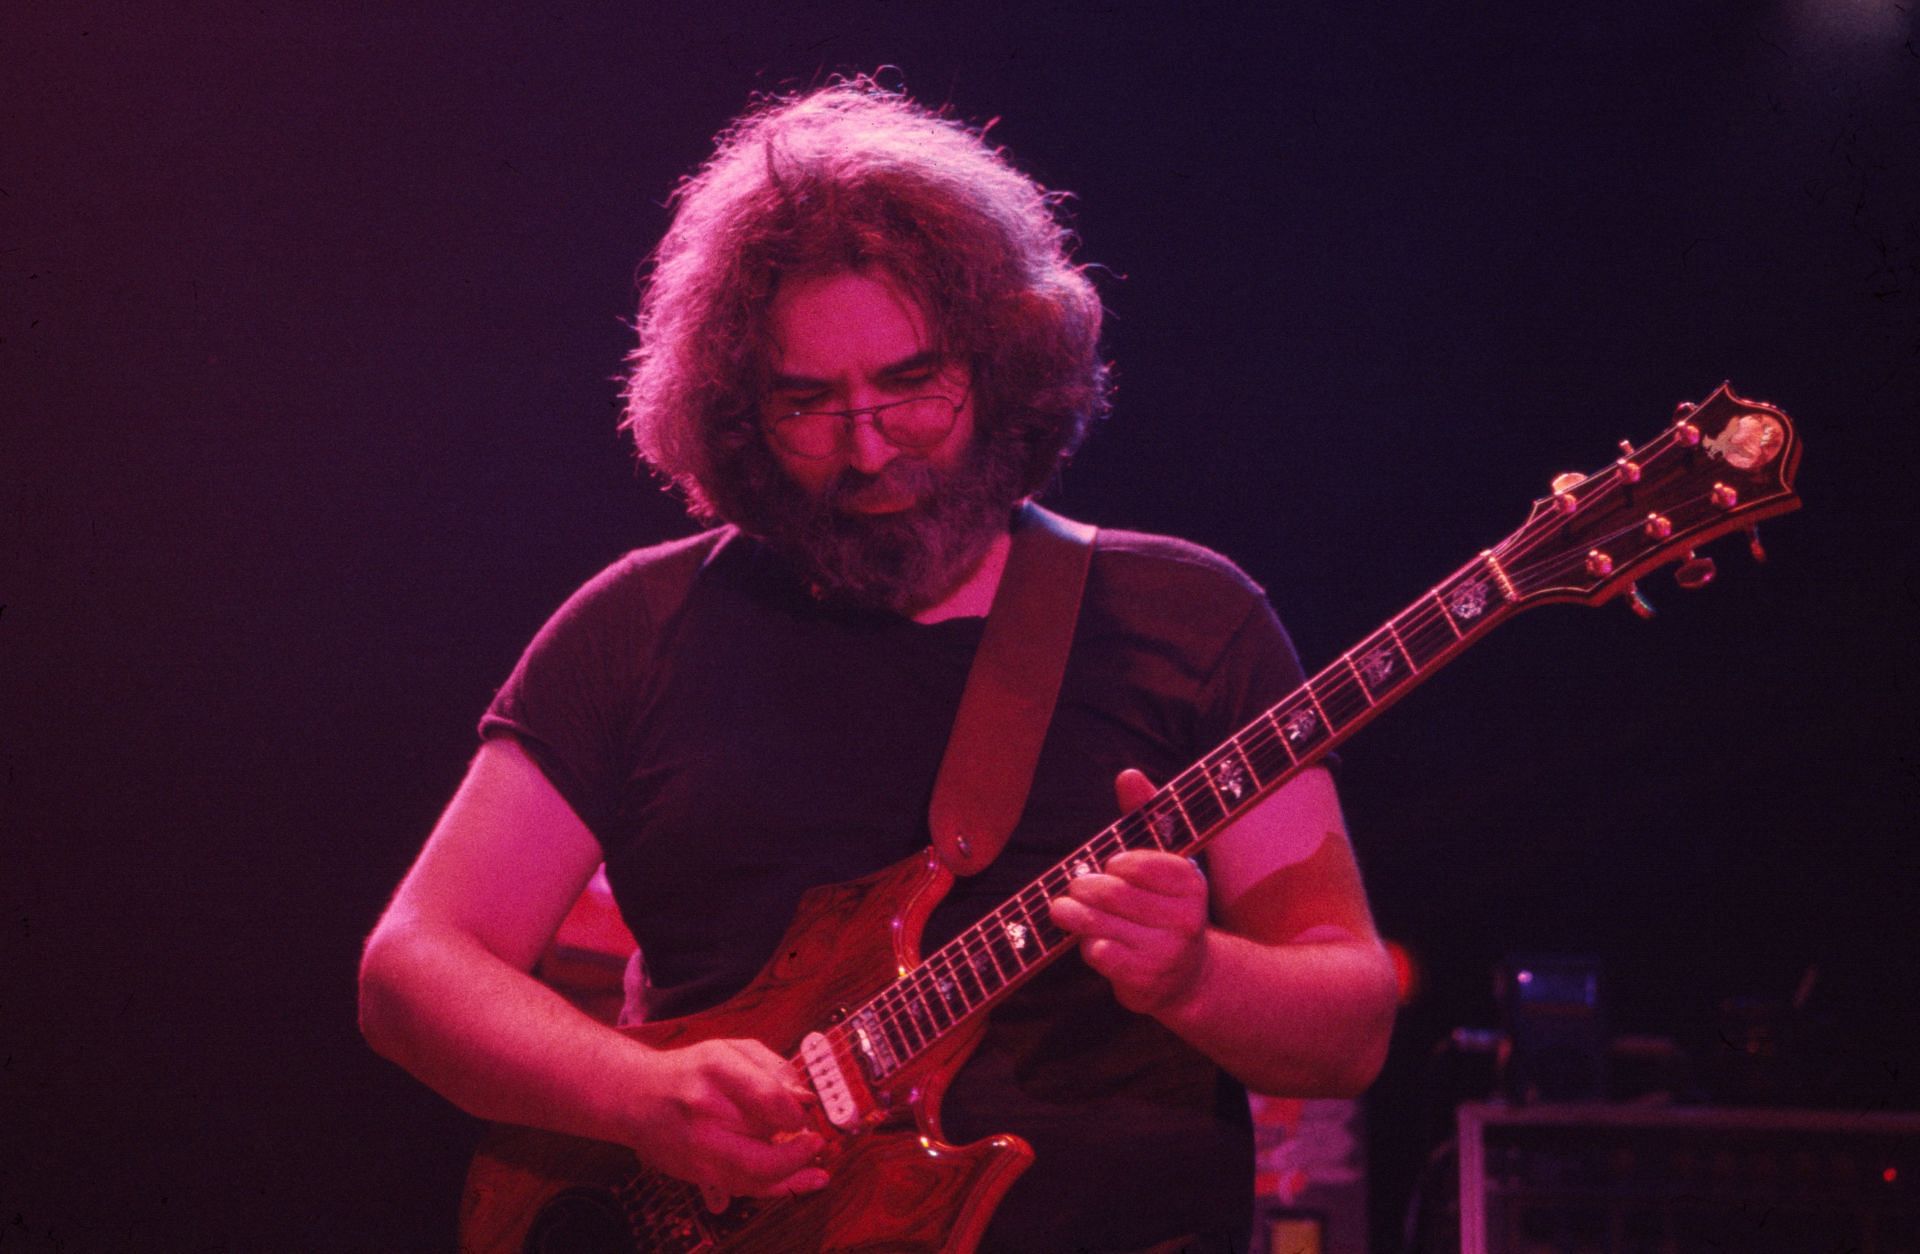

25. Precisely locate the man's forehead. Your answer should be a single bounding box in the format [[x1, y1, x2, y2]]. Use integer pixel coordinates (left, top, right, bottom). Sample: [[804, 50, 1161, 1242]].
[[764, 271, 945, 379], [769, 348, 943, 389]]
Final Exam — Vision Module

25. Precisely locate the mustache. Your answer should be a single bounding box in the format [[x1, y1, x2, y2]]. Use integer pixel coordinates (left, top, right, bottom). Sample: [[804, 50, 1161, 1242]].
[[821, 460, 942, 510]]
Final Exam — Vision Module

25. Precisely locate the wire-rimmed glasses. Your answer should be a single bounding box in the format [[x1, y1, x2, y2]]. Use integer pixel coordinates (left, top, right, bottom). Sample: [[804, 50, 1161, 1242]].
[[765, 390, 968, 460]]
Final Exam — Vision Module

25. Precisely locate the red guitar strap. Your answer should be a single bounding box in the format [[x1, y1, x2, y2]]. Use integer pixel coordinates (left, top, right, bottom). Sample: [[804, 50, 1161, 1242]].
[[929, 502, 1096, 877]]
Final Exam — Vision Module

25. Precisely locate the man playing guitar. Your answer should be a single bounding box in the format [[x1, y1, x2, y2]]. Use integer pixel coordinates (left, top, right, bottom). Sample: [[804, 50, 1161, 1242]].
[[358, 78, 1398, 1254]]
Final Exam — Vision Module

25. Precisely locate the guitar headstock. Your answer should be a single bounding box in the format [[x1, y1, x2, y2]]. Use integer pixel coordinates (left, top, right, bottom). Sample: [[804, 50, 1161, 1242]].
[[1493, 383, 1801, 609]]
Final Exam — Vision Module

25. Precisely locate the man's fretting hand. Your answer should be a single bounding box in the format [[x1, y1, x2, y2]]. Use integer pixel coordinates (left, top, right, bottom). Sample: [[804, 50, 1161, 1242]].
[[1048, 768, 1212, 1017]]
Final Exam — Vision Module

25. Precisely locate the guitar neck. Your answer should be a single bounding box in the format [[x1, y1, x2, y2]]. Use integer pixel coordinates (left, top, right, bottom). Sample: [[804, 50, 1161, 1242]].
[[828, 375, 1805, 1082], [829, 549, 1525, 1083]]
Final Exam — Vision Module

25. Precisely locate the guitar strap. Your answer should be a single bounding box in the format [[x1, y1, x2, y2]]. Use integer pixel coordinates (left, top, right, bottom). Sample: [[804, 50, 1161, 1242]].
[[928, 501, 1096, 877]]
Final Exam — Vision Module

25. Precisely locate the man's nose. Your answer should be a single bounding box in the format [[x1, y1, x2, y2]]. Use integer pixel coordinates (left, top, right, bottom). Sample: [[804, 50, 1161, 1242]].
[[846, 410, 899, 476]]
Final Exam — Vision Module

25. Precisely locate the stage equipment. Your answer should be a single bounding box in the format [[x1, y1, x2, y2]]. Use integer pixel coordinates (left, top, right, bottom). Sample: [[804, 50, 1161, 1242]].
[[1457, 1102, 1920, 1254]]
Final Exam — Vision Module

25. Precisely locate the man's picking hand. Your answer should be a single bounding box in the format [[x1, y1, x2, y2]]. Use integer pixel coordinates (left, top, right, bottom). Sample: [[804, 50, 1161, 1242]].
[[625, 1037, 828, 1213]]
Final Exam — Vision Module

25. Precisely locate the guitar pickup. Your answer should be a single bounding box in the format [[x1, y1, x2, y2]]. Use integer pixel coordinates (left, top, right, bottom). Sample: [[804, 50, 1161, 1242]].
[[799, 1031, 873, 1131]]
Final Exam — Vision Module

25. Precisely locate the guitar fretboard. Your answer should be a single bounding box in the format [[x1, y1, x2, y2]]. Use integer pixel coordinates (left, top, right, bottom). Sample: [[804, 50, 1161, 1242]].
[[829, 552, 1518, 1082]]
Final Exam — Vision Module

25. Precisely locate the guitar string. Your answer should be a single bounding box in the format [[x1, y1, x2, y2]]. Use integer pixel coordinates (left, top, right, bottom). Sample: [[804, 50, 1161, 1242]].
[[842, 574, 1521, 1060], [839, 587, 1474, 1059]]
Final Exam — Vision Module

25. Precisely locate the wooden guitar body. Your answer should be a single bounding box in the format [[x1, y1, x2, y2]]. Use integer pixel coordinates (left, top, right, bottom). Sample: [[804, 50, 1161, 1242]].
[[460, 851, 1035, 1254]]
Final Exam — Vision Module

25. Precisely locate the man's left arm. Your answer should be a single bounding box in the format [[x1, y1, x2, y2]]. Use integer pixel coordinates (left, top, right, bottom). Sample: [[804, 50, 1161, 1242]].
[[1048, 764, 1399, 1096]]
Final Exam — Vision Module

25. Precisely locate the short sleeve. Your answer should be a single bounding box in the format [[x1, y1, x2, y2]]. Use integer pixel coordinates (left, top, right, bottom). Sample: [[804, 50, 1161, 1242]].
[[479, 531, 728, 839], [478, 556, 659, 840]]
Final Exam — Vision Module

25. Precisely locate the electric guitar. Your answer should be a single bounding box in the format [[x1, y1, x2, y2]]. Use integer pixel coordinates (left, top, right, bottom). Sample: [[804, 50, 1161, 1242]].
[[460, 384, 1802, 1253]]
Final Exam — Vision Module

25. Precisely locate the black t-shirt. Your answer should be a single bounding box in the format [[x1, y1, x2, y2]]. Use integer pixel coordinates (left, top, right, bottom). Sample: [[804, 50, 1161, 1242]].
[[481, 524, 1307, 1253]]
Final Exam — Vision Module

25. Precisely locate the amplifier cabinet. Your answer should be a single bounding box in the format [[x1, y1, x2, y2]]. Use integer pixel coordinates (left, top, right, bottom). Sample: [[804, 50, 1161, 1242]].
[[1457, 1103, 1920, 1254]]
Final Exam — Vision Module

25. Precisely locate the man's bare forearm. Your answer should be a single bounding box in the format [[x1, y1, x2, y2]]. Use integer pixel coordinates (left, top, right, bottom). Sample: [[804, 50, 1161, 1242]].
[[1156, 929, 1398, 1097], [358, 919, 650, 1146]]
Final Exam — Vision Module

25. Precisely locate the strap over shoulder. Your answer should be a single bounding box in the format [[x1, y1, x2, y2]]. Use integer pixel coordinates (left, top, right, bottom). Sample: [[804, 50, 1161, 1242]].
[[929, 502, 1097, 877]]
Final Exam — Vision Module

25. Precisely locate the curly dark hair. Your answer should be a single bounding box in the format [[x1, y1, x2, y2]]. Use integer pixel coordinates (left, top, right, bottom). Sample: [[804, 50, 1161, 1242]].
[[620, 79, 1110, 529]]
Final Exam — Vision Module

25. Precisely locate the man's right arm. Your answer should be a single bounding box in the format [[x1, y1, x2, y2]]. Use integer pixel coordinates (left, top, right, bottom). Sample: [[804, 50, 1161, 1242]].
[[356, 736, 826, 1203]]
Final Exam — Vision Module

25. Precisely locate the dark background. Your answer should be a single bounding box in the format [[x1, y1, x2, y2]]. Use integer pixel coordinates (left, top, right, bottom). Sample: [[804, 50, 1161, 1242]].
[[5, 3, 1916, 1249]]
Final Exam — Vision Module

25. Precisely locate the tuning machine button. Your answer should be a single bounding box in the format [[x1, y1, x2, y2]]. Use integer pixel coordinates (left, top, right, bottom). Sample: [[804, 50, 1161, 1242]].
[[1616, 442, 1642, 483], [1677, 420, 1702, 447], [1550, 472, 1583, 513], [1585, 549, 1615, 578], [1746, 525, 1766, 563], [1710, 482, 1738, 510], [1626, 583, 1656, 619], [1674, 550, 1716, 590], [1551, 468, 1582, 514], [1643, 513, 1673, 539]]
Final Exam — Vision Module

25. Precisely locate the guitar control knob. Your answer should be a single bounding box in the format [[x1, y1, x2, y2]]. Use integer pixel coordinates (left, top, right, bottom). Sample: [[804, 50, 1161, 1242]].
[[1710, 482, 1738, 509], [1626, 583, 1656, 619], [1643, 513, 1673, 539], [1674, 551, 1716, 590], [1747, 525, 1767, 563], [1585, 549, 1614, 578]]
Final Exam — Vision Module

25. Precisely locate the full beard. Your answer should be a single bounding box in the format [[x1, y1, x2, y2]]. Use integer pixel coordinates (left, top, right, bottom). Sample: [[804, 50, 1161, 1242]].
[[750, 438, 1026, 616]]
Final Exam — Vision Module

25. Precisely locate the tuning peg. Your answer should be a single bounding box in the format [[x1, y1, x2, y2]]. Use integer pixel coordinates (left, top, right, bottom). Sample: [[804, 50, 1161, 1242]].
[[1626, 583, 1656, 619], [1746, 525, 1767, 563], [1550, 472, 1583, 513], [1674, 551, 1716, 590]]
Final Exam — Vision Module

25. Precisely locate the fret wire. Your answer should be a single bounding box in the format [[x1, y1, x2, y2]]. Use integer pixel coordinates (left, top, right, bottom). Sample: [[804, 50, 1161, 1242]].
[[925, 949, 963, 1016], [1215, 742, 1250, 802], [1247, 721, 1293, 774], [1339, 652, 1378, 705], [917, 974, 948, 1031], [953, 945, 988, 1004], [886, 988, 924, 1050], [982, 918, 1018, 982], [1384, 620, 1417, 672], [1320, 666, 1372, 724], [1195, 754, 1230, 812], [1132, 808, 1167, 852], [1164, 790, 1197, 852], [1171, 772, 1220, 842], [1431, 589, 1465, 639], [934, 960, 965, 1022], [999, 902, 1039, 968], [1262, 709, 1300, 768], [906, 978, 942, 1037], [879, 1002, 914, 1058], [964, 933, 1000, 995], [1302, 681, 1334, 736], [949, 940, 986, 1005], [1019, 885, 1069, 948], [1232, 736, 1265, 790]]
